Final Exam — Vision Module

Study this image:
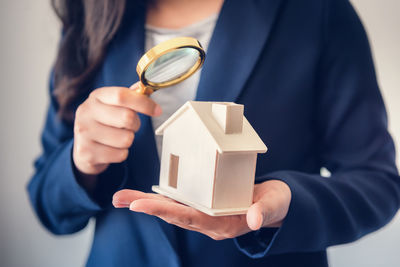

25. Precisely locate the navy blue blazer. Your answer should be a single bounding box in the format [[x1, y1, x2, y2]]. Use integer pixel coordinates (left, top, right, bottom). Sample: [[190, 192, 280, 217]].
[[28, 0, 400, 266]]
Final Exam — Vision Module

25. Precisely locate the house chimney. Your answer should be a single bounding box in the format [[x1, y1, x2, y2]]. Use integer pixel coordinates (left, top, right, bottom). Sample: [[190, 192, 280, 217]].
[[212, 103, 244, 134]]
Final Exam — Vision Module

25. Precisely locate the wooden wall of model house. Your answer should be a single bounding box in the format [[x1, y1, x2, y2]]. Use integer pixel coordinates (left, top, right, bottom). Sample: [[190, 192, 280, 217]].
[[213, 152, 256, 209], [159, 107, 217, 208]]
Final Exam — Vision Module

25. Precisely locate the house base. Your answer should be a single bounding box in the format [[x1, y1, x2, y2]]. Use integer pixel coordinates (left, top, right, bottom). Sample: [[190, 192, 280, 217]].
[[152, 186, 249, 216]]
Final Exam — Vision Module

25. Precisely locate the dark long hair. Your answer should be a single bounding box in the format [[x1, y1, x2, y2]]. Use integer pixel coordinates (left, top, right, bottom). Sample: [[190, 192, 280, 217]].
[[51, 0, 127, 123]]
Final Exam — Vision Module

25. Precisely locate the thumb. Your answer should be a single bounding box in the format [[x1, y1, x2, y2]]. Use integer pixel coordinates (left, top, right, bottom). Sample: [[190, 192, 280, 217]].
[[130, 81, 153, 95], [246, 202, 265, 231], [246, 180, 292, 230], [129, 81, 140, 90]]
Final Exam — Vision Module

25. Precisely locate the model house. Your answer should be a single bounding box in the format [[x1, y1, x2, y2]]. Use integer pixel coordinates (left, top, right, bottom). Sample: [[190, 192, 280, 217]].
[[152, 101, 267, 216]]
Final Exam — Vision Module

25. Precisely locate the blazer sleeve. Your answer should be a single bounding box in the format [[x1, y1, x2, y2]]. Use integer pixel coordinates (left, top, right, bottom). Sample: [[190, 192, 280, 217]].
[[235, 0, 400, 258], [27, 71, 129, 235]]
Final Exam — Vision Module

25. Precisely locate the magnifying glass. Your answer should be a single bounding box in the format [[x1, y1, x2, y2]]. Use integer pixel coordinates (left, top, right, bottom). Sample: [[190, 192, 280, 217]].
[[134, 37, 206, 95]]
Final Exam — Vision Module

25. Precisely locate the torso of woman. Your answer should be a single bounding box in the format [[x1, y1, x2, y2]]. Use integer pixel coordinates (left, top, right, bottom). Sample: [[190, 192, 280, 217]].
[[27, 1, 399, 267]]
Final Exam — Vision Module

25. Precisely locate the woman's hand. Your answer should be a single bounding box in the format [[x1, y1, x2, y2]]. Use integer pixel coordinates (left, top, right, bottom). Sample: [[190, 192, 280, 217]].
[[113, 180, 291, 240], [73, 82, 162, 177]]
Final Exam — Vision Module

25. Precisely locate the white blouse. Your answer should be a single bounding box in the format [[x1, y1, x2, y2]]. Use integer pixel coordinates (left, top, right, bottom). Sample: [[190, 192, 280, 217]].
[[145, 13, 219, 156]]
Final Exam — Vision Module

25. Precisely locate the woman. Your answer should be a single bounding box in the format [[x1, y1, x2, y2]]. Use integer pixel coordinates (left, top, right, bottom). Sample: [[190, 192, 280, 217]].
[[28, 0, 400, 266]]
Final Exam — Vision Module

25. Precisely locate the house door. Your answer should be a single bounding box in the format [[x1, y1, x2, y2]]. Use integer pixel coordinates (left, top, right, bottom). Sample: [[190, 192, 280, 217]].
[[168, 153, 179, 188]]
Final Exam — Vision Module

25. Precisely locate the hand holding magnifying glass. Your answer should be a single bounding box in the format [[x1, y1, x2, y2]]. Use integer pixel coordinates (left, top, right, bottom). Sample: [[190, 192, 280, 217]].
[[72, 37, 205, 178], [132, 37, 206, 95]]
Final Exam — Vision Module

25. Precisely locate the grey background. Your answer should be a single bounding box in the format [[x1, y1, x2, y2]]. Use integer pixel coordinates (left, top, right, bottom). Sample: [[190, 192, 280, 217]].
[[0, 0, 399, 266]]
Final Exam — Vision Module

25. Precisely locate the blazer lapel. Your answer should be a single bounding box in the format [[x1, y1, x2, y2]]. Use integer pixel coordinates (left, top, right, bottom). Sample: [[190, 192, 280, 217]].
[[101, 3, 146, 87], [196, 0, 283, 102], [101, 3, 161, 172]]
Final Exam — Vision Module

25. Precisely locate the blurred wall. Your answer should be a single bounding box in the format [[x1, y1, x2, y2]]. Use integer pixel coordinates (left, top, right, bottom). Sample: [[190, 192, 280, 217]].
[[0, 0, 398, 266], [0, 2, 93, 267]]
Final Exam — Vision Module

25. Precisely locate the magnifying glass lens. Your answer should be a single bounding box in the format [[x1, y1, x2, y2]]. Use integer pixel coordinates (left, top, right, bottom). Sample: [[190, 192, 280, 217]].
[[144, 48, 200, 84]]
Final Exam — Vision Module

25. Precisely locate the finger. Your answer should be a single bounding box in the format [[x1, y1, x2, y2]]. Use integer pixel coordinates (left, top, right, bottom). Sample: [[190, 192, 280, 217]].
[[248, 185, 281, 230], [252, 182, 272, 202], [129, 198, 239, 233], [91, 99, 141, 131], [162, 217, 222, 240], [246, 202, 264, 230], [162, 218, 235, 241], [112, 189, 176, 207], [129, 198, 204, 227], [114, 191, 218, 230], [85, 120, 135, 149], [74, 139, 129, 166], [93, 87, 162, 117], [252, 180, 292, 228], [129, 81, 140, 90], [130, 198, 249, 240]]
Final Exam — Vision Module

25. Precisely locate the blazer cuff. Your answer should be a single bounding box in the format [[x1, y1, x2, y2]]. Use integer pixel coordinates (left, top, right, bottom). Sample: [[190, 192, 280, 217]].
[[233, 173, 300, 258], [234, 227, 281, 258], [91, 159, 130, 208], [49, 140, 129, 212]]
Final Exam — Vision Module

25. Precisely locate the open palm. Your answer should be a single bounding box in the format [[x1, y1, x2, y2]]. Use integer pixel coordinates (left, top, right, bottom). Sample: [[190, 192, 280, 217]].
[[113, 180, 291, 240]]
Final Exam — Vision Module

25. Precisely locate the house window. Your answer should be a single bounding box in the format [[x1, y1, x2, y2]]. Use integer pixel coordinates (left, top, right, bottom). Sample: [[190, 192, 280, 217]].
[[168, 154, 179, 188]]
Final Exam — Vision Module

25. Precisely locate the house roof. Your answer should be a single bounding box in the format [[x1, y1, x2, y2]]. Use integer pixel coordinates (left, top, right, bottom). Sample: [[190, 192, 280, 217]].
[[155, 101, 267, 154]]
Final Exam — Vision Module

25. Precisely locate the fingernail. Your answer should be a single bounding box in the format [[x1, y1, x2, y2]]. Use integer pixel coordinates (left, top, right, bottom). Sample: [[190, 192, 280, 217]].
[[129, 82, 139, 90], [129, 201, 138, 211], [112, 200, 131, 208], [153, 105, 162, 116]]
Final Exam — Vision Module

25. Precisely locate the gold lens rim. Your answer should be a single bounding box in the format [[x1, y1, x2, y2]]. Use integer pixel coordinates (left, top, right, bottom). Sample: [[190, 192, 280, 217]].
[[136, 37, 206, 90]]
